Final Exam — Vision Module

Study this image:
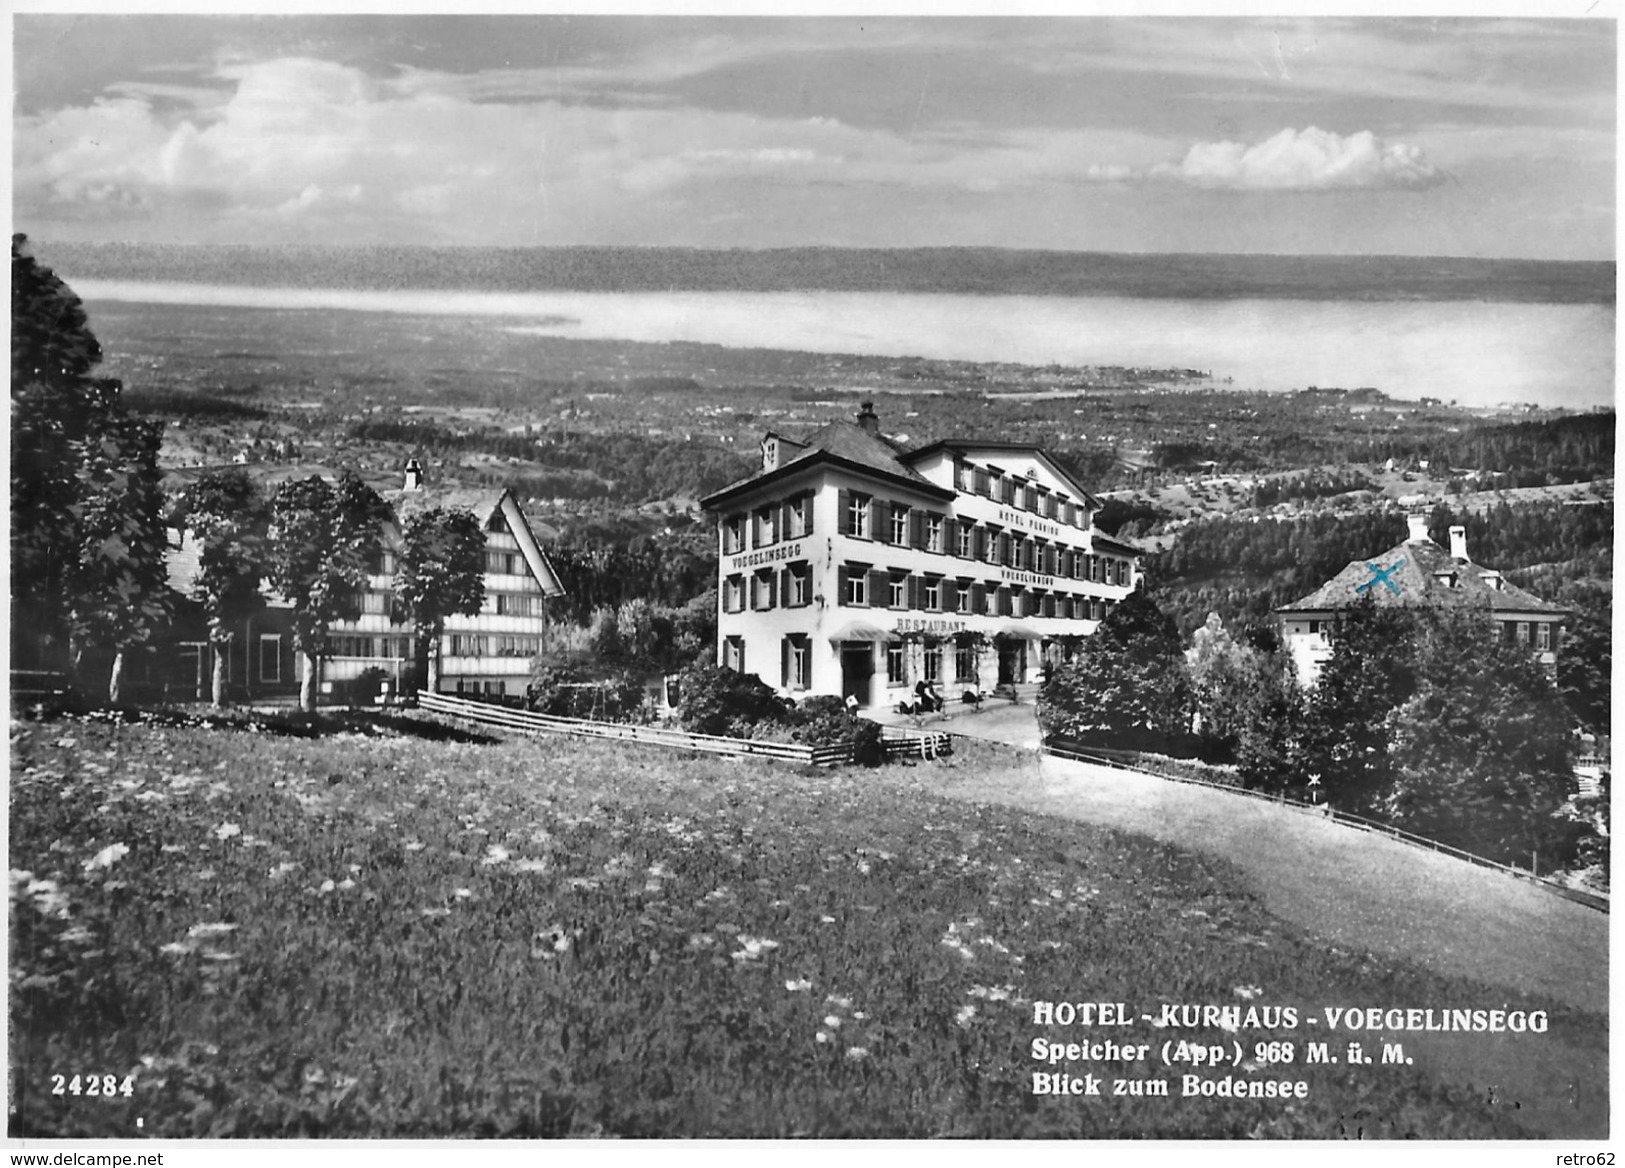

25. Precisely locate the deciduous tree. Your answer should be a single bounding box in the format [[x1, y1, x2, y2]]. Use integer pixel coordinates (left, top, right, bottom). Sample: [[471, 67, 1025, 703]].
[[180, 468, 271, 707], [393, 506, 486, 695]]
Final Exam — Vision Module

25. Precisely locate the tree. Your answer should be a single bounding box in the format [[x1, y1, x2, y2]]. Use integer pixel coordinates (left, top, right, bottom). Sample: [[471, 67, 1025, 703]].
[[1383, 612, 1578, 869], [266, 472, 388, 711], [62, 410, 174, 703], [180, 468, 271, 707], [393, 507, 486, 695], [1038, 589, 1192, 751], [11, 234, 125, 671]]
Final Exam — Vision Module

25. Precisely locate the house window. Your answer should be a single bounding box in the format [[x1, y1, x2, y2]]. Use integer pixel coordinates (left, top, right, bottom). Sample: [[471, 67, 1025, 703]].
[[888, 572, 908, 609], [484, 549, 521, 574], [787, 495, 810, 538], [784, 635, 810, 690], [1309, 620, 1322, 635], [956, 580, 973, 614], [1536, 623, 1553, 651], [926, 514, 944, 553], [890, 504, 909, 546], [362, 591, 390, 615], [752, 569, 777, 611], [786, 562, 811, 607], [886, 643, 906, 685], [844, 492, 871, 539], [723, 636, 745, 673], [957, 522, 974, 558], [1517, 621, 1531, 644], [496, 593, 545, 617], [258, 635, 281, 683], [923, 646, 941, 682], [955, 644, 976, 682], [844, 564, 869, 607], [724, 574, 745, 613], [722, 514, 745, 555], [754, 505, 778, 548], [923, 577, 942, 611]]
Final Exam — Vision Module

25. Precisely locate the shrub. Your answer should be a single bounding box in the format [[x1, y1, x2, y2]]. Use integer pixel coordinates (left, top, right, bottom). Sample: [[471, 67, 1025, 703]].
[[674, 665, 792, 737]]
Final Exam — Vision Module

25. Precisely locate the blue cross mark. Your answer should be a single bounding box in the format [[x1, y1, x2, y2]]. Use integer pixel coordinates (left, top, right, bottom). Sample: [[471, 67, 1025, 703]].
[[1355, 558, 1406, 596]]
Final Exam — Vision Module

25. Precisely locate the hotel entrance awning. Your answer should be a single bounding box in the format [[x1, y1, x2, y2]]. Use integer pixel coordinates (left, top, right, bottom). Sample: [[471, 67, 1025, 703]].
[[995, 623, 1044, 641], [827, 621, 893, 643]]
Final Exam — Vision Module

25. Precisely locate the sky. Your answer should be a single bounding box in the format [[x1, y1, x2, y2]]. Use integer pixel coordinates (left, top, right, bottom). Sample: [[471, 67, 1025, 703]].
[[11, 12, 1618, 259]]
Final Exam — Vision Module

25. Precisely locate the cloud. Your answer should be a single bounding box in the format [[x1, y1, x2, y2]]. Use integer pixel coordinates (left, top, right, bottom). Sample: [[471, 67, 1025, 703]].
[[1151, 127, 1444, 191]]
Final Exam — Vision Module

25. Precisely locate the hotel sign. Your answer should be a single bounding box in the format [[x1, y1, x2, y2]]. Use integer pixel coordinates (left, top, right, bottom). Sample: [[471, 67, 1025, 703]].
[[996, 507, 1060, 538], [1000, 567, 1055, 588], [730, 542, 804, 571], [895, 618, 969, 635]]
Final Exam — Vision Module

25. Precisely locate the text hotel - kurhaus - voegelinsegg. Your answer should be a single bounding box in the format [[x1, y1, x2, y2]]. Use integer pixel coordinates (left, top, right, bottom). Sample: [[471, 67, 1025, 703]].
[[699, 401, 1144, 709]]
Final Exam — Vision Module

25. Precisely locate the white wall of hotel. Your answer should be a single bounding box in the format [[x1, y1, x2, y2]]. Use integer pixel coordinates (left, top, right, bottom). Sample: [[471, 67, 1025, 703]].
[[1281, 609, 1561, 689], [712, 450, 1140, 708]]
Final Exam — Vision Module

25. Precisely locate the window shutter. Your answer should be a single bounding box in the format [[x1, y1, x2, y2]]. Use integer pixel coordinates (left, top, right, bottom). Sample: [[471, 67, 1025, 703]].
[[766, 570, 777, 610], [870, 499, 885, 540], [781, 568, 791, 608], [837, 565, 848, 603], [739, 639, 746, 675], [943, 517, 958, 555], [869, 569, 887, 606], [941, 579, 956, 611], [910, 511, 924, 549], [804, 491, 816, 534], [838, 490, 851, 535], [972, 582, 986, 611], [907, 574, 920, 610], [781, 638, 790, 688]]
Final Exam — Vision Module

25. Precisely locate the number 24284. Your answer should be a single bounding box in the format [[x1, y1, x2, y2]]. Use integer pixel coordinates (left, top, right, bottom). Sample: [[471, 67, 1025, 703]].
[[51, 1074, 134, 1098]]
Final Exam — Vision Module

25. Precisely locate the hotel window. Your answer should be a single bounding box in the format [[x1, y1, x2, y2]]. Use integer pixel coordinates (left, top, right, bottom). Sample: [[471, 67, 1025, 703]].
[[981, 527, 998, 563], [785, 562, 811, 608], [722, 514, 745, 555], [998, 533, 1013, 567], [1042, 593, 1056, 619], [956, 579, 973, 614], [1536, 623, 1553, 651], [783, 634, 810, 690], [786, 494, 810, 538], [753, 505, 778, 548], [842, 564, 870, 607], [724, 574, 745, 613], [955, 644, 976, 683], [984, 586, 999, 616], [886, 643, 907, 685], [723, 636, 745, 673], [258, 634, 282, 683], [974, 468, 990, 496], [923, 577, 942, 612], [1023, 484, 1037, 511], [752, 569, 777, 611], [889, 572, 908, 609], [890, 504, 909, 546], [845, 492, 871, 539], [1042, 493, 1057, 519], [1088, 555, 1102, 583], [926, 514, 944, 553], [956, 461, 973, 491], [1091, 599, 1106, 622], [956, 522, 974, 559], [1023, 540, 1036, 571], [923, 647, 942, 682]]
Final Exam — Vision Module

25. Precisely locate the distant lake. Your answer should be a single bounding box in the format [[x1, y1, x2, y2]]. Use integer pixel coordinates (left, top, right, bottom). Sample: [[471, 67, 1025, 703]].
[[77, 280, 1614, 411]]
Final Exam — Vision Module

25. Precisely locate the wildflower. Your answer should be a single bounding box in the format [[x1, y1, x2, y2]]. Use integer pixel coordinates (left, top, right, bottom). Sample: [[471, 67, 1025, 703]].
[[825, 994, 852, 1009], [956, 1004, 978, 1027], [186, 923, 237, 939], [337, 878, 356, 891], [730, 935, 779, 962], [822, 1014, 842, 1029], [845, 1047, 870, 1062], [453, 888, 474, 899], [482, 845, 510, 865], [213, 823, 241, 842], [403, 841, 426, 852], [513, 859, 549, 874], [1233, 985, 1264, 1000], [268, 862, 297, 880], [785, 978, 812, 992], [84, 843, 129, 872], [820, 914, 836, 924], [319, 880, 336, 894], [815, 1031, 830, 1044]]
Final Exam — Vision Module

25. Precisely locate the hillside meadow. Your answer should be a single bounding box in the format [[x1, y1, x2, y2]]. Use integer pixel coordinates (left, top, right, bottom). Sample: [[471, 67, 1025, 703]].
[[9, 711, 1590, 1138]]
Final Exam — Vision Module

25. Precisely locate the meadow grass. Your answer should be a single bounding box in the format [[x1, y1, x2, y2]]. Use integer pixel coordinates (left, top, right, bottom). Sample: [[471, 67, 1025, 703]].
[[10, 712, 1585, 1138]]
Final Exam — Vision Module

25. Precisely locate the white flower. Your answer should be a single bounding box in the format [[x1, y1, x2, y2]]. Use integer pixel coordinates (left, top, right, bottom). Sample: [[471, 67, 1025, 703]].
[[815, 1031, 830, 1044], [186, 923, 238, 939], [785, 978, 812, 992], [845, 1047, 870, 1061], [823, 1015, 842, 1029], [213, 823, 240, 841], [84, 843, 129, 871], [955, 1004, 978, 1027], [481, 845, 510, 866], [267, 862, 297, 880], [1233, 984, 1263, 1000], [453, 888, 474, 900], [318, 880, 336, 894], [337, 878, 356, 891]]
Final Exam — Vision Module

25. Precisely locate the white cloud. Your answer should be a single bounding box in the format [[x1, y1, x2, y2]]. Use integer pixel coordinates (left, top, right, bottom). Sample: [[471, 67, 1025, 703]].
[[1151, 127, 1443, 191]]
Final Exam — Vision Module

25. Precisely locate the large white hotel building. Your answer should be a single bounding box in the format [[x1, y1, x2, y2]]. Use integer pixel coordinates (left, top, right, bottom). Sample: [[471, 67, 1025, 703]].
[[699, 402, 1143, 709]]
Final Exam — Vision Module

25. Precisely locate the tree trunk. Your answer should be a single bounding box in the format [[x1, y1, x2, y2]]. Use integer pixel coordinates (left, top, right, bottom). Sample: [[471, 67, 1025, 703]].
[[211, 635, 228, 708], [301, 650, 319, 712], [107, 648, 125, 706], [426, 625, 441, 695]]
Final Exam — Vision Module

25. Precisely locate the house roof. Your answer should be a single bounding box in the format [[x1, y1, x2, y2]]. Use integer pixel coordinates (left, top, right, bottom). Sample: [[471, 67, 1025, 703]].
[[1277, 534, 1567, 617], [900, 439, 1104, 511], [381, 486, 507, 526], [1090, 531, 1144, 558], [701, 419, 955, 509]]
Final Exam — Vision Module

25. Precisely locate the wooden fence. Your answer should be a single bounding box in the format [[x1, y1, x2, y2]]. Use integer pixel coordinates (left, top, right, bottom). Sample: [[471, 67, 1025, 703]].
[[1042, 740, 1609, 914], [416, 692, 951, 767]]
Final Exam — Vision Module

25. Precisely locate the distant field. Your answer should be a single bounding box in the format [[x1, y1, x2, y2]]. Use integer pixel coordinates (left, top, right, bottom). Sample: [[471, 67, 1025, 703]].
[[35, 242, 1615, 304], [11, 712, 1592, 1138]]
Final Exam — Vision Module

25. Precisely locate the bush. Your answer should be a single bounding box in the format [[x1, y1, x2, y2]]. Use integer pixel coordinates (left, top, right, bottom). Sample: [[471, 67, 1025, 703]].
[[674, 665, 792, 737]]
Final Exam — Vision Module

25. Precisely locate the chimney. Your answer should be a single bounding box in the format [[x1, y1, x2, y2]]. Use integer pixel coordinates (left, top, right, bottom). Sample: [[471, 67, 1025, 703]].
[[856, 400, 879, 436], [1405, 513, 1429, 543], [1449, 525, 1468, 561], [403, 457, 424, 491]]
